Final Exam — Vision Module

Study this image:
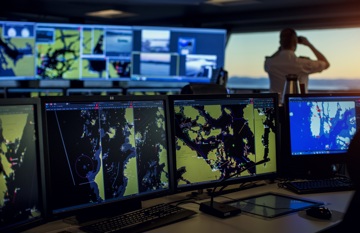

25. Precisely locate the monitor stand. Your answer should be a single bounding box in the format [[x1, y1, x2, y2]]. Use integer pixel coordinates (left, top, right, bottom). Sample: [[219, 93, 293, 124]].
[[305, 164, 338, 179], [213, 182, 265, 197], [186, 189, 211, 200], [185, 182, 266, 200]]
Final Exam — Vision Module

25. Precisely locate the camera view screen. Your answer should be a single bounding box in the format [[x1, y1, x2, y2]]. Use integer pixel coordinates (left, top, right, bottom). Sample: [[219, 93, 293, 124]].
[[43, 98, 170, 214], [0, 102, 42, 231], [171, 95, 278, 190]]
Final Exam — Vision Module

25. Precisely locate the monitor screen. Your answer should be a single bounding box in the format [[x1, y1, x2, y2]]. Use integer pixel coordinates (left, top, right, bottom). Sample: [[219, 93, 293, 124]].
[[131, 26, 226, 83], [41, 95, 172, 222], [35, 23, 133, 81], [1, 20, 226, 84], [168, 93, 279, 193], [0, 21, 36, 81], [0, 98, 45, 233], [282, 93, 360, 177]]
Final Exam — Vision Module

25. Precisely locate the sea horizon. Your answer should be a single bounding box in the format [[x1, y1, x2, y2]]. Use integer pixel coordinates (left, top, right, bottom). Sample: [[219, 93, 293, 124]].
[[227, 77, 360, 91]]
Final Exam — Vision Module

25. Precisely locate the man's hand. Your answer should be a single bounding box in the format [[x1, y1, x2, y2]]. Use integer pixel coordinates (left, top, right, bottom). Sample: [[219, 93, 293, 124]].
[[297, 36, 311, 46]]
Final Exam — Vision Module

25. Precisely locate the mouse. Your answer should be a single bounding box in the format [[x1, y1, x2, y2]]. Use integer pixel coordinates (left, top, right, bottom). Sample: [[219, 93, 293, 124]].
[[306, 206, 332, 220]]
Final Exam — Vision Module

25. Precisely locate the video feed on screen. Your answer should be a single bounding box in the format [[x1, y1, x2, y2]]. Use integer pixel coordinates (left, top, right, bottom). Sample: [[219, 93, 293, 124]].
[[131, 27, 226, 83], [0, 103, 42, 231], [43, 99, 169, 214], [178, 37, 195, 55], [105, 29, 133, 57], [0, 21, 36, 80], [171, 95, 278, 190], [186, 54, 216, 78], [140, 53, 172, 76], [141, 30, 170, 53]]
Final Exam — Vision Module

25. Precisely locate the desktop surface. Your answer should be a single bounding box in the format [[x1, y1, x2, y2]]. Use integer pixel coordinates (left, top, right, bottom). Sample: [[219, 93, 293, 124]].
[[23, 182, 353, 233]]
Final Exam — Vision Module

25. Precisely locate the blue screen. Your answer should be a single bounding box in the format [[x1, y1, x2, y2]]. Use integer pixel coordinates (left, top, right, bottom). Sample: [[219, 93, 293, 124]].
[[287, 94, 360, 156]]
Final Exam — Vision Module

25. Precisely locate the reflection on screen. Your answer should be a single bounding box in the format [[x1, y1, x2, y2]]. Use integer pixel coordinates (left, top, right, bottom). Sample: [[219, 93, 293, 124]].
[[43, 97, 170, 215], [170, 94, 278, 191]]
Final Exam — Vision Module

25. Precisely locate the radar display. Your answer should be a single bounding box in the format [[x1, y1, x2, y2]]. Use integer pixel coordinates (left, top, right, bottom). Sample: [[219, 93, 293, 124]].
[[0, 105, 41, 229], [45, 101, 169, 212], [174, 98, 277, 186]]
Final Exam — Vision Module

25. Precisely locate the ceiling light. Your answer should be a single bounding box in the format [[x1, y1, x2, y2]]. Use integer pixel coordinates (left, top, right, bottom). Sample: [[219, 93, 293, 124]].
[[86, 9, 135, 18], [206, 0, 259, 6]]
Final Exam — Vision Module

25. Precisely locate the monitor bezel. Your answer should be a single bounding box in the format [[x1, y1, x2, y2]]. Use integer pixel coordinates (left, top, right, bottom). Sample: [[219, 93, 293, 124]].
[[282, 92, 360, 178], [167, 93, 280, 194], [0, 98, 47, 233], [5, 87, 65, 98], [40, 95, 174, 222]]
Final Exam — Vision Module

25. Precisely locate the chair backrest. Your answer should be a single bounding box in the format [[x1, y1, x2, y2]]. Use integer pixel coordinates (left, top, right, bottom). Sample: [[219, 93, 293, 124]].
[[318, 131, 360, 232]]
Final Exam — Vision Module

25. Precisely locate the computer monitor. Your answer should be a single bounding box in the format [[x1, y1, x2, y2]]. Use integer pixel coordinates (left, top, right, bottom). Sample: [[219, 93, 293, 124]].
[[40, 95, 173, 223], [1, 19, 226, 85], [282, 93, 360, 178], [131, 26, 226, 83], [0, 98, 46, 233], [168, 93, 279, 195]]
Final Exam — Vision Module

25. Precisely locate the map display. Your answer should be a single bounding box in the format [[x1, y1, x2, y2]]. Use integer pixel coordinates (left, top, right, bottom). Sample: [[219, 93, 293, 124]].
[[173, 98, 277, 187], [35, 24, 133, 80], [0, 22, 35, 79], [289, 100, 356, 155], [44, 101, 169, 213], [0, 105, 41, 229], [0, 20, 226, 82]]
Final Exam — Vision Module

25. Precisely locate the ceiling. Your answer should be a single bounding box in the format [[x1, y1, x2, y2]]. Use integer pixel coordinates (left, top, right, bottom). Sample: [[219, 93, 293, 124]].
[[2, 0, 360, 32]]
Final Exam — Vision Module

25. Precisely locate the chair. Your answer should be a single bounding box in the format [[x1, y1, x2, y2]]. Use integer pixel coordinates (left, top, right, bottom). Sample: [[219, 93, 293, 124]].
[[318, 131, 360, 233]]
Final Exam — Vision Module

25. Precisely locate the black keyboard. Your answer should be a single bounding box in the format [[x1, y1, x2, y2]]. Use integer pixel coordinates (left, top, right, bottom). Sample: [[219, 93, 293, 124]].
[[283, 177, 355, 194], [79, 203, 197, 233]]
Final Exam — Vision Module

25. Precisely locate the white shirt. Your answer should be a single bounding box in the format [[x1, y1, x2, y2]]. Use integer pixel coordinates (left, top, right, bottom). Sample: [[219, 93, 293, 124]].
[[264, 50, 327, 103]]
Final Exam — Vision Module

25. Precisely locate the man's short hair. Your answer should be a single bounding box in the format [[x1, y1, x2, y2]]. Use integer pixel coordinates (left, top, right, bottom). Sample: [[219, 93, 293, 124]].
[[280, 28, 297, 49]]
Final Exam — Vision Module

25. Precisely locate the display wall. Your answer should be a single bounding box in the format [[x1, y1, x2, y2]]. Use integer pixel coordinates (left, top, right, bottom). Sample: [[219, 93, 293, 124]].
[[0, 21, 226, 84]]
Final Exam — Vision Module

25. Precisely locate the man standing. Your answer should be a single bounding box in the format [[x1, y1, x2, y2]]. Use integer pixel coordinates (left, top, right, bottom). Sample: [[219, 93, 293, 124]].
[[264, 28, 330, 104]]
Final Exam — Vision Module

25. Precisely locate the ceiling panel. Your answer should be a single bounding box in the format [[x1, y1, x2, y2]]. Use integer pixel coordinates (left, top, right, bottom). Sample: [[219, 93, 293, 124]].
[[1, 0, 360, 31]]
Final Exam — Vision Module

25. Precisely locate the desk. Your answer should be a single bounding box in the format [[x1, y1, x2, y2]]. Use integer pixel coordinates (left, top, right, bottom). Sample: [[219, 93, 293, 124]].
[[24, 182, 354, 233]]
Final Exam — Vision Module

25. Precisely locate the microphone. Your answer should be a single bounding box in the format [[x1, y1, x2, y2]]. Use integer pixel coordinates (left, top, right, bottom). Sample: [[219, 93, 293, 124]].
[[199, 158, 271, 218]]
